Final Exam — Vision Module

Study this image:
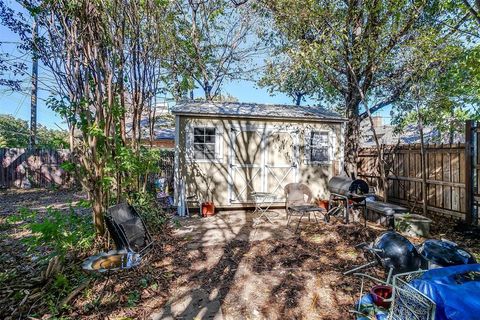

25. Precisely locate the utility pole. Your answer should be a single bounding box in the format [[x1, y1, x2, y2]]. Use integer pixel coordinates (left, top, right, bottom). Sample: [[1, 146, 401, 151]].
[[29, 16, 38, 150]]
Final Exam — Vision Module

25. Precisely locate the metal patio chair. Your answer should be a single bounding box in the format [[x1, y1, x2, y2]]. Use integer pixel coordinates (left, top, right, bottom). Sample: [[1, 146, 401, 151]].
[[284, 183, 327, 233]]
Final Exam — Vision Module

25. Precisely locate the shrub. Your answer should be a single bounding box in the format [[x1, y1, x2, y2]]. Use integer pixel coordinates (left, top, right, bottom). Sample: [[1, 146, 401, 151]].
[[8, 206, 95, 260], [128, 191, 168, 233]]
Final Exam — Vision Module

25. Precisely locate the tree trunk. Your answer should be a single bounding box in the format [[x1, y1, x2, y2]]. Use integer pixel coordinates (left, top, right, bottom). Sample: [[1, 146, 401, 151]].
[[69, 125, 75, 152], [204, 81, 212, 101], [379, 146, 388, 202], [295, 93, 302, 106], [343, 98, 361, 178], [92, 188, 106, 236], [419, 116, 428, 216]]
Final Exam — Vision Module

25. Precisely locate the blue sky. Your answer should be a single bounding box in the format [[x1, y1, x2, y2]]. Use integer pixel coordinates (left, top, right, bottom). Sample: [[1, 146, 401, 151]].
[[0, 1, 314, 130], [0, 0, 392, 129], [0, 26, 319, 131], [0, 21, 308, 131]]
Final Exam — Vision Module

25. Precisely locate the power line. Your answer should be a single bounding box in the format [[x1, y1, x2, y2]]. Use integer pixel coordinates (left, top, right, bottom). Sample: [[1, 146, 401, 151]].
[[13, 93, 28, 117]]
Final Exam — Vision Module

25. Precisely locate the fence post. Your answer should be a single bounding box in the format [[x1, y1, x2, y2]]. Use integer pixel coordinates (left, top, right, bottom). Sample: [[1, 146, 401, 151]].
[[465, 120, 474, 224]]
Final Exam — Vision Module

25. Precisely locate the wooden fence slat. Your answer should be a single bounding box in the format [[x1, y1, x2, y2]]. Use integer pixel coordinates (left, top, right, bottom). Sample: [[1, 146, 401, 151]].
[[428, 152, 435, 206], [435, 152, 443, 208], [443, 152, 451, 211], [409, 151, 414, 202], [414, 152, 420, 203], [393, 153, 398, 198], [400, 153, 405, 199]]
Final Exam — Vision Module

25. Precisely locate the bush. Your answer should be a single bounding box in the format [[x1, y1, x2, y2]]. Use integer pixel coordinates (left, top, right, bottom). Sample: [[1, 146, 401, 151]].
[[8, 206, 95, 261], [128, 191, 168, 233]]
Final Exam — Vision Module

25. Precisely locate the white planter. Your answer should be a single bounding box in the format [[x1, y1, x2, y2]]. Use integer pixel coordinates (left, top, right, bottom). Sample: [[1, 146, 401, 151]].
[[394, 214, 432, 237]]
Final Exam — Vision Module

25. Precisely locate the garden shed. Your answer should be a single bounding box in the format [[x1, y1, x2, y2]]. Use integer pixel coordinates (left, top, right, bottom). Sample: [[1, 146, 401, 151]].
[[172, 101, 346, 215]]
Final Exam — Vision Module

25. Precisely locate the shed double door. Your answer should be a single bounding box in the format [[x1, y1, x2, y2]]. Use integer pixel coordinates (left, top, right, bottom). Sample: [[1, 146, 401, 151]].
[[229, 127, 298, 203]]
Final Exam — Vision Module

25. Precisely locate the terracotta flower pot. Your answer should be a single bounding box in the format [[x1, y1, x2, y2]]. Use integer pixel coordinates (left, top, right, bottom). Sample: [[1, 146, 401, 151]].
[[317, 199, 329, 210], [201, 202, 215, 217]]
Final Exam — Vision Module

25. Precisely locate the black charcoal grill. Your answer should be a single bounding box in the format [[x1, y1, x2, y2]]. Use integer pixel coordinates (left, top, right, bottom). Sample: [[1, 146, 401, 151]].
[[327, 176, 370, 223], [344, 231, 423, 279]]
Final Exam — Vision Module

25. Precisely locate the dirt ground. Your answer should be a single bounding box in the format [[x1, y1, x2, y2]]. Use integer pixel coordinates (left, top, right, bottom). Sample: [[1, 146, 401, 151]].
[[1, 189, 480, 320], [150, 214, 382, 320], [0, 188, 88, 214]]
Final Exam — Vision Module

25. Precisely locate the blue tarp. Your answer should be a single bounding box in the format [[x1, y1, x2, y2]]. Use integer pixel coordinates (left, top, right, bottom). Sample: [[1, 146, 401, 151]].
[[410, 264, 480, 320], [419, 239, 476, 267]]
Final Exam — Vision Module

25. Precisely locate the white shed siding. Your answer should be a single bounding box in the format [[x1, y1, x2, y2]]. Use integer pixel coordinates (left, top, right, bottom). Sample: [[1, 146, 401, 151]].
[[175, 116, 344, 208]]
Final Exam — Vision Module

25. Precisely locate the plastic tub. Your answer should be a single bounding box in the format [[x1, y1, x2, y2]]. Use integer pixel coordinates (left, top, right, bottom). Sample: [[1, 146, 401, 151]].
[[370, 285, 393, 309]]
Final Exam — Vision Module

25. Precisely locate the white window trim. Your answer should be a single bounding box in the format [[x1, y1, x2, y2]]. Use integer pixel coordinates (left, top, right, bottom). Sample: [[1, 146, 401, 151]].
[[304, 129, 335, 165], [186, 124, 224, 163]]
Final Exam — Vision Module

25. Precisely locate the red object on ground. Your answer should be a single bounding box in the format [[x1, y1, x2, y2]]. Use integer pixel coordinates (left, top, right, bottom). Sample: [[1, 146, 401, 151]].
[[201, 202, 215, 217], [318, 199, 329, 210], [370, 285, 393, 309]]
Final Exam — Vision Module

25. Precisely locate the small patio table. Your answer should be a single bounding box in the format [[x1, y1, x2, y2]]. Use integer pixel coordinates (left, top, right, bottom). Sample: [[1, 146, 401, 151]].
[[251, 191, 278, 226]]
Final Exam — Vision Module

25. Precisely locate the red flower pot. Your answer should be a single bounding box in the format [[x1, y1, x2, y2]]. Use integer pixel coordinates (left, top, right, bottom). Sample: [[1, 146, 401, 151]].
[[201, 202, 215, 217], [370, 285, 393, 309], [317, 199, 329, 210]]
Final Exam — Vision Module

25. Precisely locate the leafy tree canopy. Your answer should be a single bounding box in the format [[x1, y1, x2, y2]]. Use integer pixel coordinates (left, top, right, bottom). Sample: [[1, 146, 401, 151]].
[[259, 0, 479, 174], [0, 114, 68, 148], [258, 54, 323, 106]]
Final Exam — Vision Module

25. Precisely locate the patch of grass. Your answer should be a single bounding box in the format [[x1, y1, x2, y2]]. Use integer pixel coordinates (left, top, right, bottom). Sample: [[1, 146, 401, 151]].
[[0, 220, 11, 232], [0, 269, 17, 285], [473, 252, 480, 262], [139, 277, 148, 288], [7, 206, 95, 261], [127, 290, 140, 307], [53, 273, 71, 291]]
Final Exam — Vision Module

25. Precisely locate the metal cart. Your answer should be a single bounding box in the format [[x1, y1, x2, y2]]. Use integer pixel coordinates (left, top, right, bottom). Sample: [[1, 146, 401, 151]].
[[352, 270, 436, 320]]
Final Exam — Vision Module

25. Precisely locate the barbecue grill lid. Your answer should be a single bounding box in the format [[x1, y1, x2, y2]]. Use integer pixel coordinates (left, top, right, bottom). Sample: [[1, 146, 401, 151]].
[[373, 231, 422, 274], [327, 176, 369, 195], [349, 179, 369, 194]]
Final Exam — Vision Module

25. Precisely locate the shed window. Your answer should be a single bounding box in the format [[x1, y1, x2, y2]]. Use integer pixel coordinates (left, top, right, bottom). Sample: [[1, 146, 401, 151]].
[[309, 131, 331, 163], [193, 127, 216, 160]]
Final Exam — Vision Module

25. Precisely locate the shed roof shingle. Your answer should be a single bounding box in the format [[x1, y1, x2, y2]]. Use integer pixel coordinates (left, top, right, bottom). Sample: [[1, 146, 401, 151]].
[[171, 102, 345, 122]]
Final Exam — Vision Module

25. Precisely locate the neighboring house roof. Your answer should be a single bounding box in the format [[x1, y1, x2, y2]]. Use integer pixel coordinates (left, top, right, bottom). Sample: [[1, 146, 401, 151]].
[[122, 100, 175, 142], [136, 117, 175, 141], [360, 123, 464, 146], [171, 101, 346, 122], [124, 115, 175, 143]]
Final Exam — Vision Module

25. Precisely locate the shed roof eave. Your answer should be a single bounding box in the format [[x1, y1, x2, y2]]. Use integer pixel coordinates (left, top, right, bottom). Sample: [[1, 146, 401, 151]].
[[172, 112, 347, 123]]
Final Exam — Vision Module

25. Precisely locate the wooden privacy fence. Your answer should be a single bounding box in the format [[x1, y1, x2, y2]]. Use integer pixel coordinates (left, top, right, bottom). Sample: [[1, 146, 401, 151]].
[[1, 148, 72, 188], [1, 148, 176, 190], [358, 143, 473, 222]]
